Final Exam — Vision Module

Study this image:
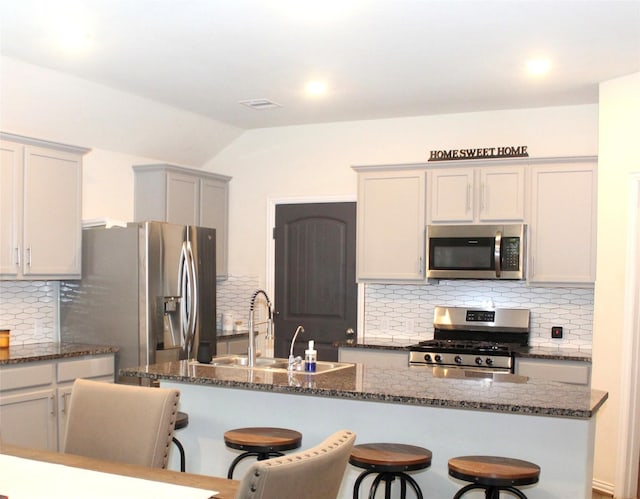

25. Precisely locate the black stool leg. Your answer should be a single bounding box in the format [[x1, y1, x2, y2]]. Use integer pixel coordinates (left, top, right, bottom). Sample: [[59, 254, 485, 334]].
[[369, 473, 386, 499], [172, 436, 186, 472], [353, 470, 377, 499], [453, 483, 485, 499], [227, 450, 286, 478], [400, 472, 423, 499], [454, 483, 529, 499], [495, 486, 528, 499]]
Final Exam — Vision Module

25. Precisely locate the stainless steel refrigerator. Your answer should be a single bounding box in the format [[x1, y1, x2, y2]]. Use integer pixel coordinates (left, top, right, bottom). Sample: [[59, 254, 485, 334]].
[[60, 221, 216, 380]]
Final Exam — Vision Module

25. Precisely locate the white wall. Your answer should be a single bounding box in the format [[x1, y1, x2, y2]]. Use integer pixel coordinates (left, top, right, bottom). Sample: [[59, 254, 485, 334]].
[[593, 72, 640, 494], [0, 56, 243, 166], [82, 148, 164, 223], [204, 105, 598, 279]]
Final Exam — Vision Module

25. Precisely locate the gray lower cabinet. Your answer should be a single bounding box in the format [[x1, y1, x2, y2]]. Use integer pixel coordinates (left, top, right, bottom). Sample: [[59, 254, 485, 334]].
[[0, 355, 115, 451], [338, 347, 409, 368], [133, 164, 231, 280], [514, 357, 591, 385]]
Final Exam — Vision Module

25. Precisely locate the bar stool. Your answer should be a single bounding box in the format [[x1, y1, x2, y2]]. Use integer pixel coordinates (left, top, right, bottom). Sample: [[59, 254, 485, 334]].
[[224, 427, 303, 479], [349, 443, 432, 499], [172, 411, 189, 472], [448, 455, 540, 498]]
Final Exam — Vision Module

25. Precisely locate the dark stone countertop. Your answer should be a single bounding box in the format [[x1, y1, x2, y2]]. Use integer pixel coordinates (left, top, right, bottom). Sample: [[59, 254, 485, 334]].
[[121, 359, 607, 420], [0, 342, 119, 365], [337, 337, 592, 362]]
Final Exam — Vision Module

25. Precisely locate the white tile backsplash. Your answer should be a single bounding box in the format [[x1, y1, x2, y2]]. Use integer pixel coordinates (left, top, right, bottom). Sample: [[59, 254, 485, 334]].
[[0, 281, 58, 344], [364, 280, 593, 350], [1, 276, 593, 351], [216, 275, 264, 330]]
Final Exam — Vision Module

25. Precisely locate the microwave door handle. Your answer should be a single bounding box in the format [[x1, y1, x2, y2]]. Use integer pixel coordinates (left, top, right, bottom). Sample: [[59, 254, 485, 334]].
[[494, 231, 502, 278]]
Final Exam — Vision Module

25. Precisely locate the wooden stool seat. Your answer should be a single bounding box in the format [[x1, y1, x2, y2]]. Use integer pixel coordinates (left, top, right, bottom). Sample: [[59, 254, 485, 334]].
[[224, 427, 302, 479], [448, 455, 540, 498], [350, 443, 432, 498], [172, 411, 189, 472], [175, 411, 189, 430]]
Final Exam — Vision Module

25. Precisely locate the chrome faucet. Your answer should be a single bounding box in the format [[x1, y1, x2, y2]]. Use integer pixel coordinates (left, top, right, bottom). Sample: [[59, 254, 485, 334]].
[[288, 325, 304, 371], [248, 289, 273, 368]]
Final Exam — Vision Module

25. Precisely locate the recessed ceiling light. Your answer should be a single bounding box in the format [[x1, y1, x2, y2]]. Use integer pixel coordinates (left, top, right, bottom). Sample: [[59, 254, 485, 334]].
[[238, 99, 282, 110], [305, 81, 328, 96], [526, 59, 551, 76], [52, 13, 94, 55]]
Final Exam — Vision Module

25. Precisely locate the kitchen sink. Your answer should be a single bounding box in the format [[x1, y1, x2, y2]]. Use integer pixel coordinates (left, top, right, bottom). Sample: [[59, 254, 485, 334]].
[[192, 355, 353, 374]]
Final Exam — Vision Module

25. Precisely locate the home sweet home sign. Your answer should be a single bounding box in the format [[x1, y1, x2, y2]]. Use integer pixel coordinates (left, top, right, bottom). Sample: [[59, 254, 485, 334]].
[[428, 145, 529, 161]]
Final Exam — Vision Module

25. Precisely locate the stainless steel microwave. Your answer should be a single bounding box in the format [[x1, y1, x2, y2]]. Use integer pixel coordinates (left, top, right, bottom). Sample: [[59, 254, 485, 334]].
[[426, 224, 526, 280]]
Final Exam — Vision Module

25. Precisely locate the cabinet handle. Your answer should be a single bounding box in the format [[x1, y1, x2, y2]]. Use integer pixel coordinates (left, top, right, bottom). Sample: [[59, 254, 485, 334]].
[[26, 247, 32, 266], [49, 394, 56, 415], [61, 392, 71, 414], [14, 246, 20, 266]]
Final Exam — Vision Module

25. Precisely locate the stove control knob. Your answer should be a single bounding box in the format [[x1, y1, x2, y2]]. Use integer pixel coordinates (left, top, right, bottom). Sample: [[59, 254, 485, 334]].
[[424, 354, 432, 363], [454, 355, 463, 364], [485, 358, 494, 366], [434, 354, 442, 363], [475, 357, 483, 365]]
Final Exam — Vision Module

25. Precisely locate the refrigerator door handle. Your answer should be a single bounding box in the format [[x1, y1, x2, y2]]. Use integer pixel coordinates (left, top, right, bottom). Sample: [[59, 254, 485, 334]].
[[179, 240, 198, 359], [179, 242, 192, 358], [186, 241, 198, 358]]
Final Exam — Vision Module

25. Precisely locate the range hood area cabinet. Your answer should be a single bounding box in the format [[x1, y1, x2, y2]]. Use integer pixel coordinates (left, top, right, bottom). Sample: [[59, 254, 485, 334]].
[[354, 166, 426, 282], [0, 133, 89, 280], [352, 156, 597, 286], [428, 165, 526, 223], [133, 164, 231, 280]]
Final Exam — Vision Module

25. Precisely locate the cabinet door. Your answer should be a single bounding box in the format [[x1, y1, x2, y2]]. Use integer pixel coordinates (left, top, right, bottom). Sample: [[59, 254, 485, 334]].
[[430, 168, 474, 222], [200, 177, 229, 279], [478, 167, 525, 222], [357, 170, 425, 281], [23, 146, 82, 277], [166, 172, 199, 226], [0, 388, 57, 450], [338, 347, 409, 368], [0, 141, 21, 276], [529, 163, 597, 284]]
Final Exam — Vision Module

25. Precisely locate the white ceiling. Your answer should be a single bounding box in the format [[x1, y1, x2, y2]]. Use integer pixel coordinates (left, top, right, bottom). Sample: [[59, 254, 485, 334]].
[[1, 0, 639, 131]]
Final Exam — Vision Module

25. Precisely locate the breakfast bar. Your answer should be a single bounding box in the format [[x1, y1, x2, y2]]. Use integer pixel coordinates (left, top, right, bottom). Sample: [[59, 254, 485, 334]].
[[122, 360, 607, 499]]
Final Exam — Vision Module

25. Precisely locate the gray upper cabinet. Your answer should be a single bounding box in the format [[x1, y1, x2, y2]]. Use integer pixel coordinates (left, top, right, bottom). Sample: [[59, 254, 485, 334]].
[[133, 164, 231, 280], [428, 165, 526, 223], [354, 166, 426, 282], [528, 159, 597, 286], [1, 133, 88, 280]]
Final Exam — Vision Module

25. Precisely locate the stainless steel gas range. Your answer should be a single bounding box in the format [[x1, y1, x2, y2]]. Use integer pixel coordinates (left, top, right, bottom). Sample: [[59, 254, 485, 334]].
[[409, 306, 530, 373]]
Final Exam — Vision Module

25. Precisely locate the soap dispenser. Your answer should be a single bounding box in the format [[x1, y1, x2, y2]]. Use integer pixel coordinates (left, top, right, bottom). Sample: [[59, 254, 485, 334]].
[[305, 340, 317, 372]]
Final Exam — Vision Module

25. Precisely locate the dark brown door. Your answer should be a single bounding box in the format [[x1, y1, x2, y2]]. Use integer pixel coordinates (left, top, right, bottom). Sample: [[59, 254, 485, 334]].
[[273, 202, 357, 361]]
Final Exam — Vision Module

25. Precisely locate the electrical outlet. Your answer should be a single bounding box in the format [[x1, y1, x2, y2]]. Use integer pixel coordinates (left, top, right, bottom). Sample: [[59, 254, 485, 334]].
[[551, 326, 563, 339]]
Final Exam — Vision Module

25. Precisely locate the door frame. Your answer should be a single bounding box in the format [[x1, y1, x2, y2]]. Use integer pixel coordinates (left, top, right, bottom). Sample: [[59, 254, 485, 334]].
[[614, 173, 640, 498], [266, 195, 363, 340]]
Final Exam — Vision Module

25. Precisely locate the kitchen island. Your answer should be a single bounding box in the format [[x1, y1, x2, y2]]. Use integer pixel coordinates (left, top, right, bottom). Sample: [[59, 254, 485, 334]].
[[122, 360, 607, 498]]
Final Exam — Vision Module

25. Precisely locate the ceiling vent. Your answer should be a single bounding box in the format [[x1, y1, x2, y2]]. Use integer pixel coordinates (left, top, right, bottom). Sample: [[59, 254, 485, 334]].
[[238, 99, 282, 110]]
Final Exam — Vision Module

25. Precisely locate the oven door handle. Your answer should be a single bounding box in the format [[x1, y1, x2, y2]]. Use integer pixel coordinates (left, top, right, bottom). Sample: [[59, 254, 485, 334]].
[[494, 230, 502, 278]]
